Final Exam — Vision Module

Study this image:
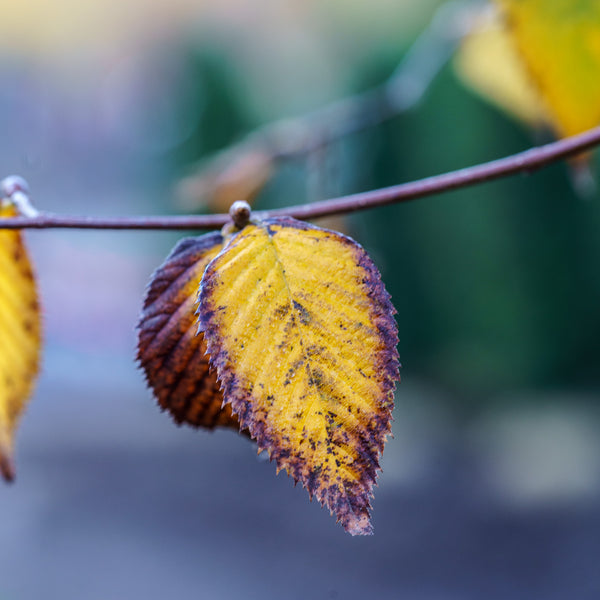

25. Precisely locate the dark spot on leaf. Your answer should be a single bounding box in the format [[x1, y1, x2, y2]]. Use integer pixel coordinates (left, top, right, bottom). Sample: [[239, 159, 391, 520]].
[[309, 368, 325, 390], [292, 300, 311, 325], [274, 303, 290, 318]]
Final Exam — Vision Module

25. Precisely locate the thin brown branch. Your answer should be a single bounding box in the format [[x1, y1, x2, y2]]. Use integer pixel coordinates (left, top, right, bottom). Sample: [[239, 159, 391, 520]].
[[1, 124, 599, 231]]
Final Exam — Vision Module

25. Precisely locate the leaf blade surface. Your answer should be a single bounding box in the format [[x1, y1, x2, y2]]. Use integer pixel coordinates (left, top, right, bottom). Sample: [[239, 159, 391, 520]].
[[199, 217, 399, 534], [0, 204, 41, 481], [498, 0, 600, 136]]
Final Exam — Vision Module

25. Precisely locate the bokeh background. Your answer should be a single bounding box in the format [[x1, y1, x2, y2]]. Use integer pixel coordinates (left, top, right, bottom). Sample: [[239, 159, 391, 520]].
[[1, 0, 599, 598]]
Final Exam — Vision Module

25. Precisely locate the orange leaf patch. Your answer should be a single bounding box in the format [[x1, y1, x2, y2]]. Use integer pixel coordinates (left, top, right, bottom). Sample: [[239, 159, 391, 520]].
[[137, 234, 238, 430]]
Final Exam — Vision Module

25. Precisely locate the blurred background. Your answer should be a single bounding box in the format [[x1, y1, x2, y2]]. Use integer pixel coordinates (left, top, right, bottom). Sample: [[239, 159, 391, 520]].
[[1, 0, 599, 598]]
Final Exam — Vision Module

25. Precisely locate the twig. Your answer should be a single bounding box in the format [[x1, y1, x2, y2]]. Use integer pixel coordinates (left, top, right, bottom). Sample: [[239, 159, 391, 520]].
[[1, 123, 599, 231]]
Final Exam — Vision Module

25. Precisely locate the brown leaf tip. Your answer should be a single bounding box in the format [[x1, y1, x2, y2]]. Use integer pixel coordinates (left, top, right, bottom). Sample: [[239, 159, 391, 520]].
[[345, 511, 373, 536], [0, 451, 15, 483], [321, 479, 375, 536]]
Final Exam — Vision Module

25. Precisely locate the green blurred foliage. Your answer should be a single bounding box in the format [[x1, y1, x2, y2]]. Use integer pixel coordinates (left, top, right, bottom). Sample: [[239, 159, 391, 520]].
[[174, 50, 255, 163], [364, 67, 600, 402], [167, 12, 600, 408]]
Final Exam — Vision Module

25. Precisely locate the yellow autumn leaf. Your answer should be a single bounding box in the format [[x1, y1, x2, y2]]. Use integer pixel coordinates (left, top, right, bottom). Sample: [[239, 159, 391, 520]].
[[460, 0, 600, 138], [198, 217, 399, 535], [0, 204, 42, 482], [455, 19, 548, 129], [497, 0, 600, 137], [137, 233, 239, 430]]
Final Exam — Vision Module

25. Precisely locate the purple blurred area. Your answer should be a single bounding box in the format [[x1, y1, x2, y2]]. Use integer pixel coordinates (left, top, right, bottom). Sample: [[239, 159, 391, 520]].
[[1, 2, 600, 599]]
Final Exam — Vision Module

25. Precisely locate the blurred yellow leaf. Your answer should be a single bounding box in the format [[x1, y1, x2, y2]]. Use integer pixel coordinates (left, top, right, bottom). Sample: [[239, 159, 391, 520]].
[[459, 1, 600, 138], [497, 0, 600, 137], [0, 204, 41, 482], [455, 20, 548, 128], [198, 218, 399, 535], [137, 233, 239, 430]]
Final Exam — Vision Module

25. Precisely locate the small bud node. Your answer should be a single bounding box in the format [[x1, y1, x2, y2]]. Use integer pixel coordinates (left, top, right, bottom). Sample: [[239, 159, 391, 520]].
[[0, 175, 38, 217], [229, 200, 252, 229], [0, 175, 30, 199]]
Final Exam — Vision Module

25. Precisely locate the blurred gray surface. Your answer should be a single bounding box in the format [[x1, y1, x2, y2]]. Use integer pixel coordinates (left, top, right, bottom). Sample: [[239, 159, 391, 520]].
[[2, 351, 599, 600]]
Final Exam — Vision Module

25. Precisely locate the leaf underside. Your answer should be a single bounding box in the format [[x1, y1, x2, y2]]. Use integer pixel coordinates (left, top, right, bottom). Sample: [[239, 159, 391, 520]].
[[199, 217, 399, 535], [0, 204, 41, 482], [137, 233, 239, 430]]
